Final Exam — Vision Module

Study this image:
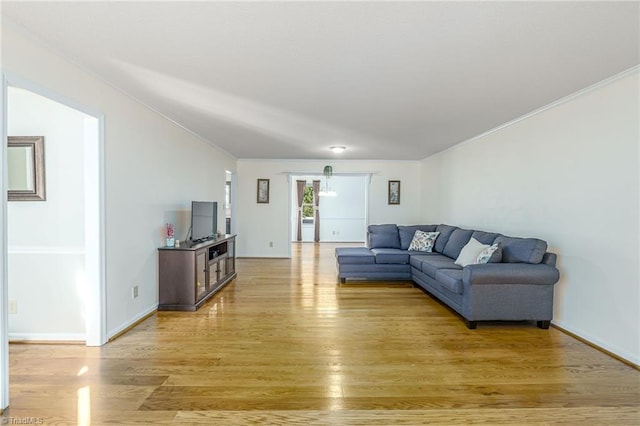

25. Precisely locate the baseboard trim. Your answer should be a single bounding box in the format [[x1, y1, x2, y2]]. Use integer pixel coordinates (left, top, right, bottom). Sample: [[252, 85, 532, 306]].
[[551, 323, 639, 370], [108, 307, 157, 342], [237, 256, 289, 259], [9, 339, 85, 345], [8, 333, 85, 343]]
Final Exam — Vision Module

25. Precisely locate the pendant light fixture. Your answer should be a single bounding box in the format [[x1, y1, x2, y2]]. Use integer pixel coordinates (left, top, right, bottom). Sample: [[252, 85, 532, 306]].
[[319, 165, 337, 197]]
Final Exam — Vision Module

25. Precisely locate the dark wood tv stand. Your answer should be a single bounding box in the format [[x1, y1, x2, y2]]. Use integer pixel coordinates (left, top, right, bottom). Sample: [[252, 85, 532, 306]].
[[158, 234, 236, 311]]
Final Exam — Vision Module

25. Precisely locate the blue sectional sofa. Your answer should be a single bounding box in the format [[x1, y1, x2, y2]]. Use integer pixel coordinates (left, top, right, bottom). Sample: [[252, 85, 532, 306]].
[[335, 224, 560, 329]]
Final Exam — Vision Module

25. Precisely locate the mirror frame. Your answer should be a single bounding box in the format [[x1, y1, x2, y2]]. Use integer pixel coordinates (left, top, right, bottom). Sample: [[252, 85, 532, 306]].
[[8, 136, 46, 201]]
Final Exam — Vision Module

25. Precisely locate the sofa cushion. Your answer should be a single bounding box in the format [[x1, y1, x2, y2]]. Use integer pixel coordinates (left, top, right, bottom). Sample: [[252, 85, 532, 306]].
[[398, 225, 437, 249], [371, 248, 410, 264], [442, 228, 474, 259], [541, 252, 557, 267], [494, 236, 548, 264], [435, 269, 464, 295], [434, 225, 458, 253], [471, 230, 501, 245], [408, 230, 439, 252], [409, 254, 438, 270], [335, 247, 375, 265], [455, 238, 489, 267], [476, 242, 502, 264], [419, 255, 462, 278], [367, 224, 401, 249]]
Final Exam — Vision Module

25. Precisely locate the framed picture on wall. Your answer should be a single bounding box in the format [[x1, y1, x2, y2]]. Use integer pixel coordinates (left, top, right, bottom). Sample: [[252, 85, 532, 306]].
[[388, 180, 400, 205], [257, 178, 270, 203]]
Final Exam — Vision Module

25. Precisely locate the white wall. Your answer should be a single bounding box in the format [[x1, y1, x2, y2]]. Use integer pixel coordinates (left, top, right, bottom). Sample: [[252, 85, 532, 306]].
[[2, 20, 237, 338], [237, 159, 422, 257], [7, 87, 86, 340], [420, 69, 639, 365]]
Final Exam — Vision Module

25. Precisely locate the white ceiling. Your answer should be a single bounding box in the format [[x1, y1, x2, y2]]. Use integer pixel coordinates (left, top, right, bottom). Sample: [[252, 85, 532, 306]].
[[3, 1, 639, 160]]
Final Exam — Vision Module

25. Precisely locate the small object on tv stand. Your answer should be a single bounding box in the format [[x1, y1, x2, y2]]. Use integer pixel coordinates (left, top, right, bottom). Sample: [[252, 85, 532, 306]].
[[165, 223, 175, 247]]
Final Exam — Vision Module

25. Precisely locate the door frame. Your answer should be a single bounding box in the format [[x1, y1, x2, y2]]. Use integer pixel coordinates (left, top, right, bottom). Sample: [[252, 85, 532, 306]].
[[0, 72, 107, 410], [288, 173, 371, 250]]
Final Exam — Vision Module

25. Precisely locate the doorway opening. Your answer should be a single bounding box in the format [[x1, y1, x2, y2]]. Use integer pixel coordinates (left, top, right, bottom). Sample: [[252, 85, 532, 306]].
[[225, 171, 237, 235], [1, 74, 105, 409], [290, 174, 369, 244], [4, 82, 104, 344], [0, 72, 107, 408]]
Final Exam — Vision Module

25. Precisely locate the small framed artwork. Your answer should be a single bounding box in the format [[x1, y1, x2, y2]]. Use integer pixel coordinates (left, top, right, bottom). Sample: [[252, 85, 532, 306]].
[[388, 180, 400, 205], [257, 178, 270, 203]]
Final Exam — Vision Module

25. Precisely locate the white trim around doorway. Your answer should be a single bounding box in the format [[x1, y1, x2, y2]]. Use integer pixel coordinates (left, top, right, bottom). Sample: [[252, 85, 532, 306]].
[[0, 72, 107, 410]]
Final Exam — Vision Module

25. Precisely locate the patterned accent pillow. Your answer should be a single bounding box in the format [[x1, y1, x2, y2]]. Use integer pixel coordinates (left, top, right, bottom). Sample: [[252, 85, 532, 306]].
[[476, 243, 501, 264], [408, 230, 440, 252]]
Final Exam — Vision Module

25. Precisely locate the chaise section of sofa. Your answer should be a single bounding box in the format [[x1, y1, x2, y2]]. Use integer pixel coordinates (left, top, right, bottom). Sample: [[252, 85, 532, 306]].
[[334, 246, 412, 282], [335, 224, 560, 329]]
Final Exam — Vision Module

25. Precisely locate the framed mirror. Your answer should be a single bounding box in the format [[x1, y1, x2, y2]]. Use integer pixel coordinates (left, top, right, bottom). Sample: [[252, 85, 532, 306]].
[[8, 136, 46, 201]]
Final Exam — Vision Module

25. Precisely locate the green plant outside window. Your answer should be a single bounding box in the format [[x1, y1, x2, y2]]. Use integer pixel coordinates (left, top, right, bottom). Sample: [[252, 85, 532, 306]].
[[303, 185, 314, 219]]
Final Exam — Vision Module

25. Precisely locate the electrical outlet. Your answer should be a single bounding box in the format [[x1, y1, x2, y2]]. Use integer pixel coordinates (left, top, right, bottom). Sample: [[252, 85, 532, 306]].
[[8, 300, 17, 315], [269, 241, 274, 248], [132, 285, 139, 299]]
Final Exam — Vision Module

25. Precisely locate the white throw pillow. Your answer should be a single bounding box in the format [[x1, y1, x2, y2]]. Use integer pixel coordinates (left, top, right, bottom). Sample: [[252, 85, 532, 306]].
[[408, 230, 440, 252], [455, 238, 489, 267]]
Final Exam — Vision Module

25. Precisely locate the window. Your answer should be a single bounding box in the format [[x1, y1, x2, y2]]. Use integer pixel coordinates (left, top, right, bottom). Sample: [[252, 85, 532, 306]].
[[302, 184, 314, 223]]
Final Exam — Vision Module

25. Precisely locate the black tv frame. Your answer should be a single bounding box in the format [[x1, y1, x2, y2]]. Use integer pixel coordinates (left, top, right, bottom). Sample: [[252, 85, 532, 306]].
[[191, 201, 217, 243]]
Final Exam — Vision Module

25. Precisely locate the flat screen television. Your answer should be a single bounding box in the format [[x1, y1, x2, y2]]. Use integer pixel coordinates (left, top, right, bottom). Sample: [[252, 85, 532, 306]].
[[191, 201, 217, 242]]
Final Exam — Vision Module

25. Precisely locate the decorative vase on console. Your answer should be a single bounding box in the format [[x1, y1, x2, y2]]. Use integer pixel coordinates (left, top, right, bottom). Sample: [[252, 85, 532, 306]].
[[165, 223, 175, 247]]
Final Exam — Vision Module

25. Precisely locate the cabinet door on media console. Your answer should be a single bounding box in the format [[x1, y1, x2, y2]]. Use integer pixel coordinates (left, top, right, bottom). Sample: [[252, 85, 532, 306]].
[[208, 255, 220, 288], [196, 248, 208, 300], [158, 249, 199, 308], [226, 239, 235, 276]]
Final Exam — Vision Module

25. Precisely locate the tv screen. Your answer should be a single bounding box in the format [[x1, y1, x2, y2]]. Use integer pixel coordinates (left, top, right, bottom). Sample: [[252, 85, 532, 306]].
[[191, 201, 217, 242]]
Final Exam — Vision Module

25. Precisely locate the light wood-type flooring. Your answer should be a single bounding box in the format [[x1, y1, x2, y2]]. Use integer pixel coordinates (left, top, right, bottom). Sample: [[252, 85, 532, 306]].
[[5, 243, 639, 425]]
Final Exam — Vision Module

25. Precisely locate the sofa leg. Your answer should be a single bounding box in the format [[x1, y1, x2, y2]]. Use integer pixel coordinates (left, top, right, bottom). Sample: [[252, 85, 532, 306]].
[[465, 320, 477, 330], [340, 278, 346, 284], [537, 320, 551, 329]]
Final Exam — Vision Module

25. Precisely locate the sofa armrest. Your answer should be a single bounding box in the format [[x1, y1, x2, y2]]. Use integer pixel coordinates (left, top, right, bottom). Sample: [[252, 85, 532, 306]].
[[463, 263, 560, 286]]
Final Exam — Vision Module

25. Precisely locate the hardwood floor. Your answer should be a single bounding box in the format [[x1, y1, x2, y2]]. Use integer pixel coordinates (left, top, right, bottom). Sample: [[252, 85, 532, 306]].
[[5, 243, 639, 424]]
